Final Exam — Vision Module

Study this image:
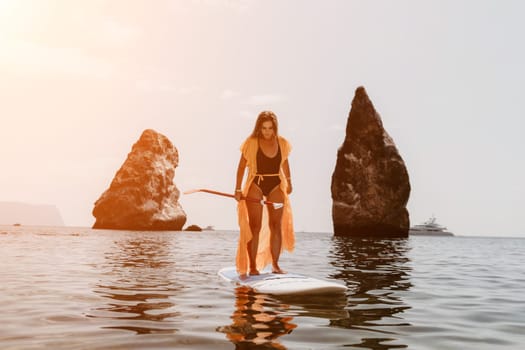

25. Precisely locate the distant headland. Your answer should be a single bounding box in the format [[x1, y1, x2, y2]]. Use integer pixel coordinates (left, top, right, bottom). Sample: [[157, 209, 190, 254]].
[[0, 202, 64, 226]]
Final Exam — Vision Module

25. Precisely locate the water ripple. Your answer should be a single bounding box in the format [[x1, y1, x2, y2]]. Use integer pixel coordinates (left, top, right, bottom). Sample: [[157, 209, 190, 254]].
[[1, 227, 524, 349]]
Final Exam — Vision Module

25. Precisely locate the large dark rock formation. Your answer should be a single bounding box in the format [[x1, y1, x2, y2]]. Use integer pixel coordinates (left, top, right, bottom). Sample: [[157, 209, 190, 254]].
[[92, 129, 186, 231], [331, 87, 410, 237]]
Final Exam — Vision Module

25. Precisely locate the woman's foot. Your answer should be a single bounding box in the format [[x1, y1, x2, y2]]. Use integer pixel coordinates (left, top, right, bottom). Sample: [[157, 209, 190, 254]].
[[249, 269, 260, 276], [272, 267, 286, 274]]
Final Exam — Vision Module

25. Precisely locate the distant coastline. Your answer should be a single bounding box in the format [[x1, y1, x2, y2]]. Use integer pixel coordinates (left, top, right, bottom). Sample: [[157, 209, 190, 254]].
[[409, 230, 454, 237], [0, 202, 64, 226]]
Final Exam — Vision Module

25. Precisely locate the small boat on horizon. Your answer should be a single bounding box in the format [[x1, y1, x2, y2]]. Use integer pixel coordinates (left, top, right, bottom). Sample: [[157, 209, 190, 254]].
[[409, 216, 454, 236]]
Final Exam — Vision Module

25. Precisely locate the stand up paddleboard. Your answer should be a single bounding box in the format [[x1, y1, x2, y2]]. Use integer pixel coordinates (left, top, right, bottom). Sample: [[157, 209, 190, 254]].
[[218, 267, 347, 295]]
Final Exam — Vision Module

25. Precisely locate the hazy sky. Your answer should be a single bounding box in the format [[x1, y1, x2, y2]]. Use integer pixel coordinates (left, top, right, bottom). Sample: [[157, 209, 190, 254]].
[[1, 0, 524, 236]]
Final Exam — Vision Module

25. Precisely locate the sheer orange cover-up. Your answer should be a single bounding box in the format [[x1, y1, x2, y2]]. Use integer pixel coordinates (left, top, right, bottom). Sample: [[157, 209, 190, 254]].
[[236, 136, 295, 275]]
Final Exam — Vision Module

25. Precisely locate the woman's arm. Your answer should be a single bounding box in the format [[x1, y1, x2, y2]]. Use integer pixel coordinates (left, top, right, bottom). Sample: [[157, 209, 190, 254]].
[[235, 155, 247, 200], [283, 159, 292, 194]]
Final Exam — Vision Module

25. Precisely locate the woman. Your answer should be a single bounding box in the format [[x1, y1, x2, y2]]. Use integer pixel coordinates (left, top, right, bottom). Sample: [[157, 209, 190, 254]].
[[234, 111, 294, 278]]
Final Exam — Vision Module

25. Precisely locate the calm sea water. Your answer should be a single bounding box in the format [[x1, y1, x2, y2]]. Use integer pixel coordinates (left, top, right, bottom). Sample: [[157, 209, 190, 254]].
[[1, 225, 524, 350]]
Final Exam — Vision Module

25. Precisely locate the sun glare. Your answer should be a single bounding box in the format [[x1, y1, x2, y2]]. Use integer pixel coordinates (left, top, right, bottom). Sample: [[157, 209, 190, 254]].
[[0, 0, 17, 15], [0, 0, 37, 33]]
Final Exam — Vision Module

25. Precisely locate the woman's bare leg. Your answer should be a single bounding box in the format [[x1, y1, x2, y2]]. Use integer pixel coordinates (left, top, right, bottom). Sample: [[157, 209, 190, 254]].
[[246, 184, 263, 275], [267, 186, 285, 273]]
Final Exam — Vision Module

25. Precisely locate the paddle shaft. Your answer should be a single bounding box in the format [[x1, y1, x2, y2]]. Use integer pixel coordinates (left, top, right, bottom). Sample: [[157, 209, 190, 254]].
[[185, 188, 283, 208]]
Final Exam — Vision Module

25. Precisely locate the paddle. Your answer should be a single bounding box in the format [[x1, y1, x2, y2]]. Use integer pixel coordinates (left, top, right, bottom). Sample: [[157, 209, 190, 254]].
[[183, 188, 284, 210]]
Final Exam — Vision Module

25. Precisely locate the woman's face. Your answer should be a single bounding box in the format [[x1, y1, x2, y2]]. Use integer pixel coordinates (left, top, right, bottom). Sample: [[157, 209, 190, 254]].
[[260, 120, 275, 140]]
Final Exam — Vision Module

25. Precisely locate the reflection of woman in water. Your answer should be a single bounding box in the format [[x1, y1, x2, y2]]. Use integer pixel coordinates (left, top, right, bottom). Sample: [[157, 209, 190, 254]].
[[234, 111, 295, 278], [219, 286, 296, 349]]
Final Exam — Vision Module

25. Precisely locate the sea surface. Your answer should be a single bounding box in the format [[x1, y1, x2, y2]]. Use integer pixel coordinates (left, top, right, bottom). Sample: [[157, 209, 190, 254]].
[[1, 226, 524, 350]]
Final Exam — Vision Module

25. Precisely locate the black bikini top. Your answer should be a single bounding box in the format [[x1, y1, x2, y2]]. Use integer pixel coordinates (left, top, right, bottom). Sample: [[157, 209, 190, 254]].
[[256, 143, 281, 175]]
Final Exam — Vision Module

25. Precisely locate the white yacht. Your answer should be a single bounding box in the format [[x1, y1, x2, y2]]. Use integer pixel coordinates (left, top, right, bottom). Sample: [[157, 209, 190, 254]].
[[409, 216, 454, 236]]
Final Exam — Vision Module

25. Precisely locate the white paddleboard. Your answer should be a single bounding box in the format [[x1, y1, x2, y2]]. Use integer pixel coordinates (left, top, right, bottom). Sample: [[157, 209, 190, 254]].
[[218, 267, 347, 295]]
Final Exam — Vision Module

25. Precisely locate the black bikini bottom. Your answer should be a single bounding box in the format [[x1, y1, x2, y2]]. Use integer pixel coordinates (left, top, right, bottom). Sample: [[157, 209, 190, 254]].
[[255, 177, 281, 196]]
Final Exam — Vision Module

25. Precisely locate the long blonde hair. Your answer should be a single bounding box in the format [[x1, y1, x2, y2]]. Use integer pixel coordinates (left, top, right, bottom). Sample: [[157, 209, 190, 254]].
[[250, 111, 279, 138]]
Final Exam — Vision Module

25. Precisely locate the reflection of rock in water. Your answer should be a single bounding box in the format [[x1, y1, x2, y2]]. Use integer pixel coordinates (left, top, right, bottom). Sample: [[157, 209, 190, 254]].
[[330, 237, 412, 293], [88, 236, 182, 334], [218, 286, 297, 350], [328, 237, 413, 348]]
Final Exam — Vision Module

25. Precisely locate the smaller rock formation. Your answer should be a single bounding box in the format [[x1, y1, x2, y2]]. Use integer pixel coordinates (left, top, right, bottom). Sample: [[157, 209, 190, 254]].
[[331, 87, 411, 237], [184, 224, 202, 232], [92, 129, 186, 231]]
